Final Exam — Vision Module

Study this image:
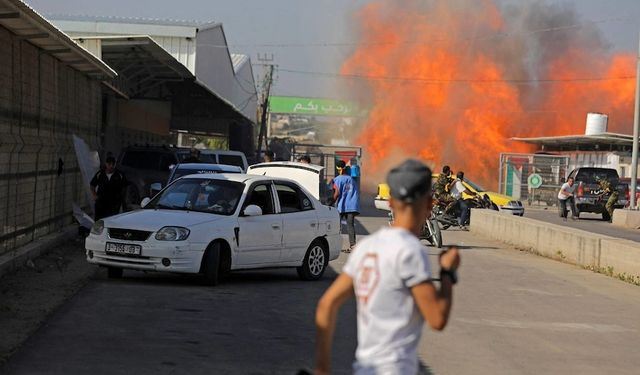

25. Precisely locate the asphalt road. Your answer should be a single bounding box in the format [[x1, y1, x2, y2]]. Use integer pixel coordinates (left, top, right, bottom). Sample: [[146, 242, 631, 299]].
[[2, 206, 639, 374], [523, 207, 640, 242]]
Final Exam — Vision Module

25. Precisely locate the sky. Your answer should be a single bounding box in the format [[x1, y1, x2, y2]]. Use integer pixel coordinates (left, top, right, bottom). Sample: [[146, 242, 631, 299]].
[[26, 0, 640, 98]]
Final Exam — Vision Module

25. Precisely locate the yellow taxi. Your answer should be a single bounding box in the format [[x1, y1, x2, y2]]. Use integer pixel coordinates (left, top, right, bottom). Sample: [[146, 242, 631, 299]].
[[374, 173, 524, 216]]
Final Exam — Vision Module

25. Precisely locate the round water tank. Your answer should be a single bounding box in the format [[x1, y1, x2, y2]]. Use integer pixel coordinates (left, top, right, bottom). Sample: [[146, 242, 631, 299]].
[[585, 113, 608, 135]]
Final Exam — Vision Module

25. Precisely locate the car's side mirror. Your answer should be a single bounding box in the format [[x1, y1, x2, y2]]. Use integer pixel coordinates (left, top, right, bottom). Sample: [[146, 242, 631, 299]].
[[243, 204, 263, 217], [150, 183, 162, 196], [140, 197, 151, 208]]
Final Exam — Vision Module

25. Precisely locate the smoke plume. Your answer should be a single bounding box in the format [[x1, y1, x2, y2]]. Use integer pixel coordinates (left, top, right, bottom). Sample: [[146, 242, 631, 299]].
[[342, 0, 635, 189]]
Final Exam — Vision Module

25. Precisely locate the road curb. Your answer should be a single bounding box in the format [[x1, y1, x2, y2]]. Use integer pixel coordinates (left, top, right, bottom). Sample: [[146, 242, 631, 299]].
[[0, 226, 78, 279]]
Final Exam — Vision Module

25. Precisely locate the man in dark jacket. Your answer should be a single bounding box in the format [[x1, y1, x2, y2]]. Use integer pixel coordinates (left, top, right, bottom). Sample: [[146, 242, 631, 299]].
[[90, 156, 127, 220]]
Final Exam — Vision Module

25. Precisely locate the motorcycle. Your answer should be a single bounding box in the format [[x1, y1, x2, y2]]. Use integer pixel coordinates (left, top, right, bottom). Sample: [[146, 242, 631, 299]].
[[387, 212, 443, 248], [432, 194, 495, 230]]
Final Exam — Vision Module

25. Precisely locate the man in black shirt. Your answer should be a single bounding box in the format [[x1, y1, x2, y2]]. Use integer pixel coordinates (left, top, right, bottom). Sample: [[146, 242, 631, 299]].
[[90, 156, 127, 220]]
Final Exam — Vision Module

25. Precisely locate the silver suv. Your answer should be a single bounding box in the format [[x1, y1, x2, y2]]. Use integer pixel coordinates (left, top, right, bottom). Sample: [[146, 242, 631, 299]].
[[117, 146, 182, 210]]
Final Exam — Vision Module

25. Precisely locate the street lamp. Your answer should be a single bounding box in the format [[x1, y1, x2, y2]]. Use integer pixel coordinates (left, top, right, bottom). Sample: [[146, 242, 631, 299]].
[[630, 32, 640, 209]]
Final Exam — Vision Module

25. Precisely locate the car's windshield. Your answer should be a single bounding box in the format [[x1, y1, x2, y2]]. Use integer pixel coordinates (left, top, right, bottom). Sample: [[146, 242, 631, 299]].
[[145, 178, 244, 215], [464, 178, 485, 192]]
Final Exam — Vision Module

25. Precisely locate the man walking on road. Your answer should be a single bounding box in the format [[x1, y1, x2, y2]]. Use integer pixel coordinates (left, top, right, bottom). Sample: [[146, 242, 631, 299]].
[[333, 160, 360, 253], [558, 177, 578, 221], [90, 156, 127, 220], [315, 159, 460, 375]]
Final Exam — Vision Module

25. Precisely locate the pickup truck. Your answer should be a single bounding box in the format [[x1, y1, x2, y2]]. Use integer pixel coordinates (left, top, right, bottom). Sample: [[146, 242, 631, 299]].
[[566, 167, 627, 221]]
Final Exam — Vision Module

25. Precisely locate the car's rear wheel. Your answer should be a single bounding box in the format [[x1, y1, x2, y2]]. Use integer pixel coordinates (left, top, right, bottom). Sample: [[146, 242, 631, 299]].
[[107, 266, 123, 279], [200, 243, 221, 286], [297, 240, 328, 281]]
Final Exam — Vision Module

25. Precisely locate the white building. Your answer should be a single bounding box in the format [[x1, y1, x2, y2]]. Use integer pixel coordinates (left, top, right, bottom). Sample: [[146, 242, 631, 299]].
[[48, 15, 257, 122]]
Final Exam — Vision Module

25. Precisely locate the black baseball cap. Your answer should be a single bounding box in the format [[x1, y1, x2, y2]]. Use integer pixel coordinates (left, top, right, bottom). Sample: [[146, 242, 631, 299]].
[[387, 159, 432, 202]]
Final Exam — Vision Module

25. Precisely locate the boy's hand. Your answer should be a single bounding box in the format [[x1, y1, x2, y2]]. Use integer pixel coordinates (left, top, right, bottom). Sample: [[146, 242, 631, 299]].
[[439, 246, 460, 270]]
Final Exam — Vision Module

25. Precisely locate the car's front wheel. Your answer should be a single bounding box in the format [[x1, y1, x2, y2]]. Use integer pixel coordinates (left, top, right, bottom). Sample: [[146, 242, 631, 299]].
[[297, 240, 328, 281]]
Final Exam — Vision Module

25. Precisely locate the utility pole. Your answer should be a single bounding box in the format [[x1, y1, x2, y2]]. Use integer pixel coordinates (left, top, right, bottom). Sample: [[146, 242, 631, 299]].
[[631, 33, 640, 209], [256, 53, 275, 162]]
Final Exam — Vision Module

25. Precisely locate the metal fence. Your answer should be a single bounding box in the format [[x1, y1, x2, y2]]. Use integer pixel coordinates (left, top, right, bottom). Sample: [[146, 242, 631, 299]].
[[498, 153, 570, 207], [0, 26, 102, 255]]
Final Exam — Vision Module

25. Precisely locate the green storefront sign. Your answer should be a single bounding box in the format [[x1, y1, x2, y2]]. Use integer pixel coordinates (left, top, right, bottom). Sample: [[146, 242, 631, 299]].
[[269, 96, 362, 117]]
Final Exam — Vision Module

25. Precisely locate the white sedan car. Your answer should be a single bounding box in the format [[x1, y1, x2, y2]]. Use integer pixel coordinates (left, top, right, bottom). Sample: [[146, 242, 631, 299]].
[[85, 173, 341, 285]]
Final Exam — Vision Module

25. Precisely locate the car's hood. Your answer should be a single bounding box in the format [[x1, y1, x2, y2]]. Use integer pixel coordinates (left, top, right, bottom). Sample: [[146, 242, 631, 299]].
[[103, 209, 226, 231]]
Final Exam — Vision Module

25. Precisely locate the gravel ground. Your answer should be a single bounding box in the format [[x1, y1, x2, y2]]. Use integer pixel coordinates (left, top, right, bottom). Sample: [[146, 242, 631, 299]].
[[0, 235, 95, 365]]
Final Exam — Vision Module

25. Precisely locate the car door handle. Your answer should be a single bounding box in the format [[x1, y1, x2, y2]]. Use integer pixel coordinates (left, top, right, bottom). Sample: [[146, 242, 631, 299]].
[[272, 224, 281, 229], [310, 222, 317, 227]]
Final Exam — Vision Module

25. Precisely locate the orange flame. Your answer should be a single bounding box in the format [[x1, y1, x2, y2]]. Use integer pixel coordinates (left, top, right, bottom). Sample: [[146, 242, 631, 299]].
[[342, 1, 636, 189]]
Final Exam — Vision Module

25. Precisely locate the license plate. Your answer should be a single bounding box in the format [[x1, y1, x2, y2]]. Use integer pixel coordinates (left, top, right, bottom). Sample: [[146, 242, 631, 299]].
[[105, 242, 142, 256]]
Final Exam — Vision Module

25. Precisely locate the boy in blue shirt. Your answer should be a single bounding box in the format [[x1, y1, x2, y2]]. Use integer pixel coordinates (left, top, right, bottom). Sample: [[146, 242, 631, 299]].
[[333, 160, 360, 252]]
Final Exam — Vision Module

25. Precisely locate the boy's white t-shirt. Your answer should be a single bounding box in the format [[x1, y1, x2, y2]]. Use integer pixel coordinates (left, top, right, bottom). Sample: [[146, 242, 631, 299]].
[[343, 227, 432, 375]]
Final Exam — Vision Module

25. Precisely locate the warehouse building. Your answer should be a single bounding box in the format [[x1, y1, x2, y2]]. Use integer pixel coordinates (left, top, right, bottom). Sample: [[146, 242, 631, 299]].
[[48, 15, 257, 157], [0, 2, 257, 255]]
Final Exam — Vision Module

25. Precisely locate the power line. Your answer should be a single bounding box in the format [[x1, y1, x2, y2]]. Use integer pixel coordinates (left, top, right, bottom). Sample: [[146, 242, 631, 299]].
[[276, 67, 636, 85], [195, 15, 635, 49]]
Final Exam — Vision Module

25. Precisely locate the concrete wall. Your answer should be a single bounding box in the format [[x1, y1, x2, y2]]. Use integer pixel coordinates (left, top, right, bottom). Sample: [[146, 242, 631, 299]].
[[0, 25, 102, 255], [470, 209, 639, 280]]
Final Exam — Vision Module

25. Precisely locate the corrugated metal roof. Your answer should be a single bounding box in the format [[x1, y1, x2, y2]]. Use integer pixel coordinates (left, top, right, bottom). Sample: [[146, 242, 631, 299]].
[[46, 14, 208, 28], [0, 0, 116, 79], [512, 132, 633, 146]]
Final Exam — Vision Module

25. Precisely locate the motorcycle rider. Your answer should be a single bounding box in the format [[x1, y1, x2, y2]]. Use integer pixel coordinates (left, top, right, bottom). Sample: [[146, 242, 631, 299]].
[[450, 171, 476, 229], [433, 166, 454, 212]]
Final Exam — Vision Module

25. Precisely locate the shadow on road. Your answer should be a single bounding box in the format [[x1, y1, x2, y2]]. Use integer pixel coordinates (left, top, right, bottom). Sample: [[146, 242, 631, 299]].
[[3, 265, 358, 375]]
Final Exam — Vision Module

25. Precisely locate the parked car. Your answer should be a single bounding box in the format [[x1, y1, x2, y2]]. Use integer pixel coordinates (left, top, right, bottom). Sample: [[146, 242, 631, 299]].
[[619, 177, 640, 207], [116, 145, 182, 210], [149, 163, 243, 196], [375, 173, 525, 216], [567, 167, 626, 221], [85, 173, 341, 285], [177, 149, 248, 172]]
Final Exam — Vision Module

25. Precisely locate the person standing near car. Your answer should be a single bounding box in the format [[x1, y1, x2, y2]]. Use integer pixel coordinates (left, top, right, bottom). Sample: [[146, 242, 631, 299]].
[[314, 159, 460, 375], [298, 155, 312, 164], [333, 160, 360, 253], [450, 171, 476, 230], [557, 176, 578, 221], [90, 156, 127, 220]]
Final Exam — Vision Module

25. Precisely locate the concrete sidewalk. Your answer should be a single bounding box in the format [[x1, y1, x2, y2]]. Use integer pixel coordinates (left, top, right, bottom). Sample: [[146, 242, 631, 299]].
[[0, 226, 78, 279], [471, 209, 640, 285]]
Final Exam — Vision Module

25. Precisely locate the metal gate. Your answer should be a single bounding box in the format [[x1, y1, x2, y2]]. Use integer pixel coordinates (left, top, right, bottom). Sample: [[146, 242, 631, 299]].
[[499, 153, 570, 207]]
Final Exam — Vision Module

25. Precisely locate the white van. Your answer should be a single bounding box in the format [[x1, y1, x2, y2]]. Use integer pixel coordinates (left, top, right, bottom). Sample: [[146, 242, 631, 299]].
[[178, 149, 248, 172]]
